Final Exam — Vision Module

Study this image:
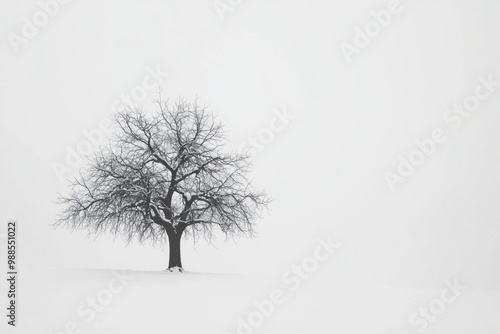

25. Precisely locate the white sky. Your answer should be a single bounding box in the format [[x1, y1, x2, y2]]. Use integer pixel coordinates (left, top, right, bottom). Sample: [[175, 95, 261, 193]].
[[1, 0, 500, 289]]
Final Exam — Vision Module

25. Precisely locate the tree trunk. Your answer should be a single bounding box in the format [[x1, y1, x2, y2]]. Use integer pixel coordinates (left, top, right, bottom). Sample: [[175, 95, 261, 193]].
[[167, 230, 183, 271]]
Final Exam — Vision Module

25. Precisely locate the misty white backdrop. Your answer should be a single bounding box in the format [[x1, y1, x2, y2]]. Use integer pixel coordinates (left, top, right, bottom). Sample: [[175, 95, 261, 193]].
[[1, 0, 500, 333]]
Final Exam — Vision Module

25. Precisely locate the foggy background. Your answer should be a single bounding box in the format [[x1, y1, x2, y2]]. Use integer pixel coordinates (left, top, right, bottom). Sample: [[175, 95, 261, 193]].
[[1, 0, 500, 300]]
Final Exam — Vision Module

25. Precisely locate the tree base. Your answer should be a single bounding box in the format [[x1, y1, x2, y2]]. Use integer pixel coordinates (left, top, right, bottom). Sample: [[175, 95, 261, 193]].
[[167, 266, 184, 273]]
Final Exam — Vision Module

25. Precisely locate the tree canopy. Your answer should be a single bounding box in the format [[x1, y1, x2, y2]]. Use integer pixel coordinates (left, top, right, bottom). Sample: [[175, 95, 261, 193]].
[[57, 97, 268, 269]]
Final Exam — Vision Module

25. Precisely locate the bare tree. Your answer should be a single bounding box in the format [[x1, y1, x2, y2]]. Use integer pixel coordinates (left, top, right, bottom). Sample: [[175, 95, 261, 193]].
[[57, 97, 268, 272]]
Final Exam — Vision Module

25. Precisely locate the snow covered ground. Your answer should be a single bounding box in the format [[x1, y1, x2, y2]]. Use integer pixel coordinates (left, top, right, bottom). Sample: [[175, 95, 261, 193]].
[[7, 268, 500, 334]]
